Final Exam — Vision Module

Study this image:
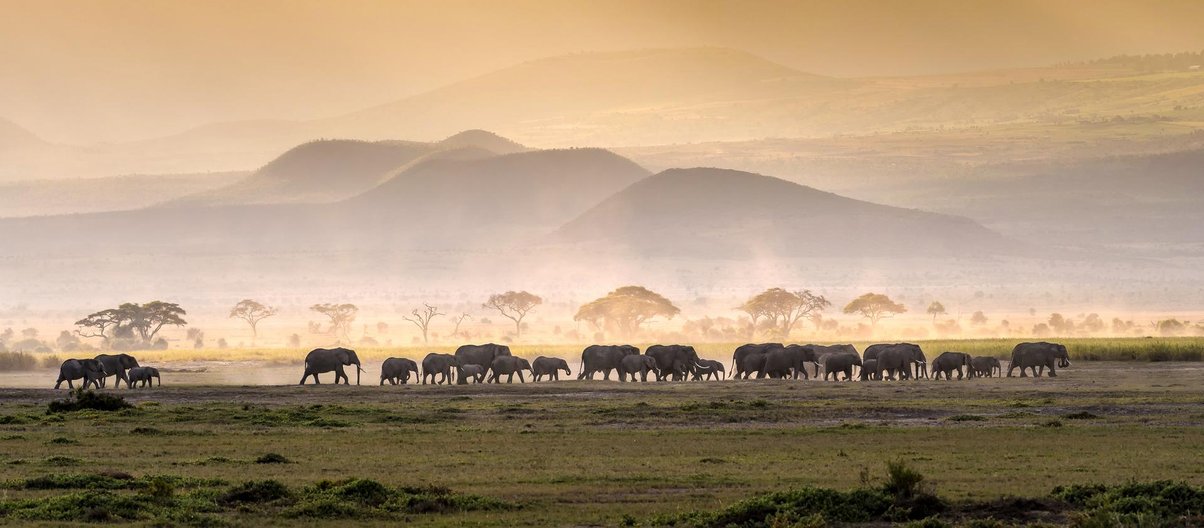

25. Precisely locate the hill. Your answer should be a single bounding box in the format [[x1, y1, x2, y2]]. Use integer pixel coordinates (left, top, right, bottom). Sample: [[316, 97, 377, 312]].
[[551, 167, 1020, 258], [0, 118, 46, 151], [0, 172, 246, 218]]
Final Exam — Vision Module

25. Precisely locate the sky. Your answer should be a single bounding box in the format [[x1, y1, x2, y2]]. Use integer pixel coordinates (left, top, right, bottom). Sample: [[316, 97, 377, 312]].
[[3, 0, 1204, 144]]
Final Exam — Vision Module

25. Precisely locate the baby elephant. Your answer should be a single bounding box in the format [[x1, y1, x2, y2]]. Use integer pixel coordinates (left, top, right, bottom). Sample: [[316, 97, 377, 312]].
[[531, 356, 571, 382], [488, 356, 532, 384], [970, 356, 1002, 378], [126, 367, 160, 388], [380, 357, 420, 385], [618, 354, 658, 382], [860, 359, 880, 381], [932, 352, 975, 380], [691, 359, 725, 381], [457, 364, 486, 384]]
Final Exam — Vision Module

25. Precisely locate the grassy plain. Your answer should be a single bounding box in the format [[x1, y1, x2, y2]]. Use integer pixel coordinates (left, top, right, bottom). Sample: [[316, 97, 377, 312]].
[[1, 361, 1203, 525]]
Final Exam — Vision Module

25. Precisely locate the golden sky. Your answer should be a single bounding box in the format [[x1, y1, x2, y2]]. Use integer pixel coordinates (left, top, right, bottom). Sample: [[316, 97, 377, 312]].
[[3, 0, 1203, 143]]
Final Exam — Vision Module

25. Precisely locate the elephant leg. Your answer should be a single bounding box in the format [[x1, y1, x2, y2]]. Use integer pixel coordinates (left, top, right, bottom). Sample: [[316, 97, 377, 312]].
[[1048, 365, 1057, 377]]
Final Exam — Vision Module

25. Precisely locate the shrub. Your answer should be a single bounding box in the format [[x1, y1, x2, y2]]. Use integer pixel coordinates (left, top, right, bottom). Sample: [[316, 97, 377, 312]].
[[946, 414, 989, 422], [884, 460, 926, 500], [255, 453, 290, 464], [0, 351, 38, 371], [219, 480, 291, 506], [46, 390, 132, 413]]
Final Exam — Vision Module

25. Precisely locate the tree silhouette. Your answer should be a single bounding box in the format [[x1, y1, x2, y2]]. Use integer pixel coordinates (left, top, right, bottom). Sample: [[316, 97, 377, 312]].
[[483, 291, 542, 338], [75, 301, 187, 346], [310, 303, 358, 342], [970, 311, 988, 326], [842, 293, 906, 329], [574, 285, 679, 338], [926, 301, 946, 323], [228, 299, 277, 344], [403, 304, 444, 344], [450, 312, 471, 339], [739, 288, 830, 338]]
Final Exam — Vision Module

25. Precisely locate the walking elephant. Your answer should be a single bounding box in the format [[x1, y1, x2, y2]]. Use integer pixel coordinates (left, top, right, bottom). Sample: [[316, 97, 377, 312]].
[[729, 343, 783, 378], [455, 344, 512, 383], [94, 353, 139, 389], [860, 359, 879, 381], [457, 365, 486, 384], [821, 352, 862, 381], [803, 344, 859, 378], [1007, 342, 1070, 378], [125, 367, 160, 388], [733, 351, 769, 380], [872, 344, 926, 380], [578, 345, 640, 380], [488, 356, 531, 384], [618, 354, 659, 382], [421, 353, 457, 385], [380, 357, 419, 385], [691, 359, 725, 381], [971, 356, 1002, 378], [531, 356, 571, 382], [645, 345, 702, 381], [763, 344, 821, 379], [54, 359, 106, 389], [299, 347, 362, 385], [931, 352, 974, 380]]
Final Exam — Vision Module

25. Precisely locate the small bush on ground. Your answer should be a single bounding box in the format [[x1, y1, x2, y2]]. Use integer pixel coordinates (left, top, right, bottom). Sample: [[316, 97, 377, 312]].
[[46, 389, 132, 413]]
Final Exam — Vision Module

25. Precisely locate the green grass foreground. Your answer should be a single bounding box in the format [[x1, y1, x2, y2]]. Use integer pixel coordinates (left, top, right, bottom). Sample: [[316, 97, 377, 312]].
[[1, 362, 1203, 525]]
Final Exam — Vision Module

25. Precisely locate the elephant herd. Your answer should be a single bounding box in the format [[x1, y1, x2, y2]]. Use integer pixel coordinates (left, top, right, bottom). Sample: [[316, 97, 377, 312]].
[[53, 353, 160, 389], [294, 341, 1070, 387]]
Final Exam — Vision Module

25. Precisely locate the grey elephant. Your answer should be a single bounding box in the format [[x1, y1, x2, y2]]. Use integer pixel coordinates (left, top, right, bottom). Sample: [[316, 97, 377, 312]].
[[860, 359, 879, 381], [55, 358, 107, 389], [691, 359, 725, 381], [821, 352, 862, 381], [380, 357, 419, 385], [729, 343, 783, 378], [873, 343, 927, 380], [971, 356, 1002, 377], [645, 345, 702, 381], [299, 347, 362, 385], [1007, 342, 1070, 377], [618, 354, 659, 382], [733, 351, 769, 379], [457, 364, 486, 384], [421, 353, 458, 385], [125, 367, 160, 388], [763, 344, 820, 380], [802, 344, 859, 378], [488, 356, 531, 383], [931, 352, 975, 380], [578, 345, 640, 380], [531, 356, 571, 382], [455, 344, 512, 383], [94, 353, 140, 389]]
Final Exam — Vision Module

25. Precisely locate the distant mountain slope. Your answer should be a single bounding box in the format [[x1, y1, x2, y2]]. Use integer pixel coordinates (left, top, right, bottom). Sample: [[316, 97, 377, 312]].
[[0, 118, 46, 151], [551, 167, 1020, 257], [0, 172, 246, 218]]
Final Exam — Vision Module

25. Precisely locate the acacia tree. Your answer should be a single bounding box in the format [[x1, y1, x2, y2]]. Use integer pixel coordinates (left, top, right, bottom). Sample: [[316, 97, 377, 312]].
[[574, 285, 680, 339], [403, 304, 445, 344], [926, 301, 947, 323], [449, 312, 471, 339], [842, 293, 906, 330], [75, 301, 187, 346], [483, 291, 542, 338], [739, 288, 831, 339], [970, 311, 988, 326], [310, 303, 358, 342], [229, 299, 278, 344]]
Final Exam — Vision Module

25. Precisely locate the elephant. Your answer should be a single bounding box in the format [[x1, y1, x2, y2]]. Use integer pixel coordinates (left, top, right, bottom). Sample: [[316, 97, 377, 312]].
[[733, 351, 769, 380], [821, 352, 862, 381], [578, 345, 640, 380], [872, 344, 927, 380], [455, 344, 512, 383], [691, 359, 725, 381], [931, 352, 975, 380], [488, 356, 532, 383], [531, 356, 571, 381], [763, 344, 821, 380], [645, 344, 702, 381], [125, 367, 160, 388], [54, 358, 107, 389], [1007, 342, 1070, 378], [859, 359, 880, 381], [729, 343, 783, 378], [457, 364, 486, 384], [380, 357, 419, 385], [299, 347, 363, 385], [618, 354, 659, 382], [863, 344, 889, 362], [94, 353, 140, 389], [421, 353, 458, 385], [802, 344, 859, 378], [971, 356, 1002, 378]]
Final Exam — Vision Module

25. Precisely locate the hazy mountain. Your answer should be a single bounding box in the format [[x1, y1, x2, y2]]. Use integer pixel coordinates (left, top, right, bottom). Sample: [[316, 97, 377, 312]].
[[438, 129, 529, 155], [0, 172, 246, 218], [0, 118, 46, 151], [551, 167, 1020, 258]]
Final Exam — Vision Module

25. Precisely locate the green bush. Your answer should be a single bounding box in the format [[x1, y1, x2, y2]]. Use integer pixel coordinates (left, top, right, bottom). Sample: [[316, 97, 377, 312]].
[[219, 480, 291, 506], [254, 453, 290, 464], [46, 389, 133, 413]]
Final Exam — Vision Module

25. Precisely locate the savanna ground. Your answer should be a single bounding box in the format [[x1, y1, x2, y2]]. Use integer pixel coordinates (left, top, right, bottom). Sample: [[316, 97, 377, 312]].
[[1, 340, 1204, 526]]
